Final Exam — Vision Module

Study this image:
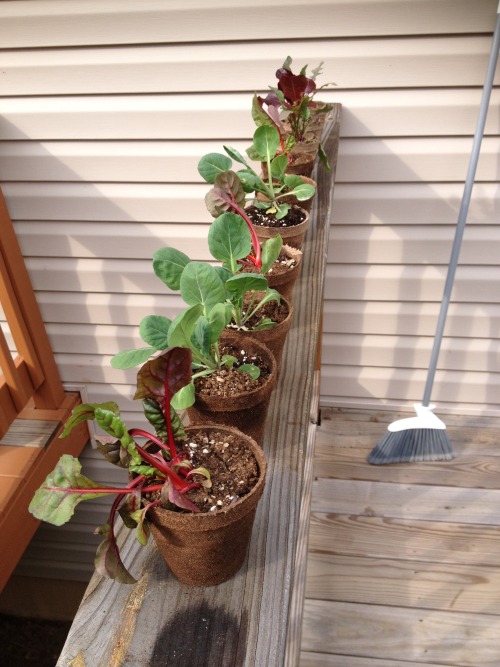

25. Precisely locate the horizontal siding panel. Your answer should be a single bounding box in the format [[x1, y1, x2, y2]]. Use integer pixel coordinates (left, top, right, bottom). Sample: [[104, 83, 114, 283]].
[[2, 137, 499, 184], [330, 183, 500, 226], [24, 259, 500, 302], [55, 354, 153, 385], [2, 89, 499, 140], [324, 264, 500, 303], [322, 333, 500, 372], [328, 224, 500, 265], [2, 36, 499, 95], [3, 182, 499, 225], [37, 292, 184, 326], [0, 0, 495, 47], [336, 137, 500, 183], [17, 224, 500, 267], [2, 183, 208, 222], [51, 334, 500, 387], [25, 257, 200, 293], [0, 94, 255, 140], [45, 324, 143, 355], [46, 324, 145, 354], [322, 301, 500, 339], [320, 365, 500, 408], [15, 221, 211, 260], [0, 140, 252, 184], [73, 382, 151, 415]]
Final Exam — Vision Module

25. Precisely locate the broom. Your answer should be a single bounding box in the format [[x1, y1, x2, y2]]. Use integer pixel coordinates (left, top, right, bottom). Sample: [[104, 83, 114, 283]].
[[368, 3, 500, 465]]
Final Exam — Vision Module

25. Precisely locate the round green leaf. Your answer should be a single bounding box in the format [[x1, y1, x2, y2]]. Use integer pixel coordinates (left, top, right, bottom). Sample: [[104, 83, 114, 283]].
[[139, 315, 171, 350], [225, 273, 268, 297], [208, 213, 252, 267], [153, 247, 191, 291], [253, 125, 280, 162], [171, 381, 196, 410], [198, 153, 232, 184], [179, 262, 226, 314]]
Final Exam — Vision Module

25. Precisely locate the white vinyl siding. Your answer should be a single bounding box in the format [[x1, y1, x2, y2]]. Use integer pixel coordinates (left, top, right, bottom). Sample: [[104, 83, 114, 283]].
[[1, 0, 499, 580]]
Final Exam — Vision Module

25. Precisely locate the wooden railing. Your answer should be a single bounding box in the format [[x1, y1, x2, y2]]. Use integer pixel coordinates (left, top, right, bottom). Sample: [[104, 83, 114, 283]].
[[0, 187, 65, 437], [57, 107, 341, 667], [0, 185, 90, 593]]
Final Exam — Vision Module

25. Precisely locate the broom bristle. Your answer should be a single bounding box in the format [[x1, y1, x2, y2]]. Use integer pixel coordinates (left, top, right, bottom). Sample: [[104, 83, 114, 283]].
[[368, 428, 455, 465]]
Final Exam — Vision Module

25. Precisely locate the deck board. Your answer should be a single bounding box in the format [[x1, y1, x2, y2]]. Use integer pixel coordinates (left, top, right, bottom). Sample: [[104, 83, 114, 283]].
[[301, 407, 500, 666], [302, 599, 500, 666]]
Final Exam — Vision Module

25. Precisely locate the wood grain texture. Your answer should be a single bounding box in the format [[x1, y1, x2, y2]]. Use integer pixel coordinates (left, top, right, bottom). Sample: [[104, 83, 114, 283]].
[[309, 512, 500, 565], [302, 599, 500, 666], [56, 106, 341, 667], [300, 654, 448, 667], [311, 478, 500, 524], [305, 553, 500, 614], [301, 407, 500, 665]]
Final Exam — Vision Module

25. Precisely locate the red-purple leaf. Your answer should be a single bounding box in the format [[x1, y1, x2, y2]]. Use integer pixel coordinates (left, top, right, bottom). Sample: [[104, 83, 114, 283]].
[[169, 483, 201, 513], [135, 346, 192, 405], [205, 171, 246, 218], [277, 70, 316, 104], [259, 91, 281, 108], [94, 522, 137, 584]]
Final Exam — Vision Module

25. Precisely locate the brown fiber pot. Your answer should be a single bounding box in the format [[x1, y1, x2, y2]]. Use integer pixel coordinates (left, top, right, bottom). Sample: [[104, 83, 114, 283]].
[[266, 245, 303, 301], [148, 425, 266, 586], [242, 244, 302, 301], [229, 294, 293, 366], [251, 207, 310, 250], [186, 332, 277, 446]]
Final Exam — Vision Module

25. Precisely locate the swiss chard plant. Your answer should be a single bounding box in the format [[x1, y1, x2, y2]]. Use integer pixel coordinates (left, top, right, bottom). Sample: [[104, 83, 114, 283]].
[[255, 56, 334, 170], [111, 215, 283, 408], [198, 128, 316, 221], [29, 347, 212, 584]]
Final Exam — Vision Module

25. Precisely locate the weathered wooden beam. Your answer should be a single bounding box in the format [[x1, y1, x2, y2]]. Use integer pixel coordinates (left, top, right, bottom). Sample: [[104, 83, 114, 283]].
[[57, 106, 341, 667]]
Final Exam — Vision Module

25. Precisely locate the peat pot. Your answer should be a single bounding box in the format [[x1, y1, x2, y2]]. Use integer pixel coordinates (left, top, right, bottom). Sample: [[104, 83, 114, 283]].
[[187, 332, 277, 446], [149, 425, 266, 586]]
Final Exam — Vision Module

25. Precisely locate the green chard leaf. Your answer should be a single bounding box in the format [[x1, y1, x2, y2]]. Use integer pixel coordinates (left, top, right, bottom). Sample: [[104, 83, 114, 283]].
[[170, 380, 196, 410], [110, 347, 155, 370], [261, 235, 283, 275], [237, 364, 260, 380], [179, 261, 226, 315], [198, 153, 232, 184], [208, 212, 252, 270], [153, 247, 191, 291], [252, 125, 280, 163], [139, 315, 172, 350], [29, 455, 111, 526], [167, 304, 204, 349], [59, 402, 120, 438], [224, 273, 268, 299], [135, 346, 193, 406]]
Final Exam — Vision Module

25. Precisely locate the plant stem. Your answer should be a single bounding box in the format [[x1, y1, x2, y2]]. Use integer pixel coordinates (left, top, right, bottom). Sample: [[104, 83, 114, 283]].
[[125, 433, 192, 491], [226, 193, 262, 268]]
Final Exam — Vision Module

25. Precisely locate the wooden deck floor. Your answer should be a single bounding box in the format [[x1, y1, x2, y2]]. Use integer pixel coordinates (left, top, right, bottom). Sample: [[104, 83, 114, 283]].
[[300, 407, 500, 667]]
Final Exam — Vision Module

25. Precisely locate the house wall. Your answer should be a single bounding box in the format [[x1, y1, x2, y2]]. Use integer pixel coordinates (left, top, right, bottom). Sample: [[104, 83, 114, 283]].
[[1, 0, 499, 579]]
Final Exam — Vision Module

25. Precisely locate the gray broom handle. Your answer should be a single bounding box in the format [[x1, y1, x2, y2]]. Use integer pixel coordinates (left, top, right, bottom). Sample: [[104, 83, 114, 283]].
[[422, 7, 500, 407]]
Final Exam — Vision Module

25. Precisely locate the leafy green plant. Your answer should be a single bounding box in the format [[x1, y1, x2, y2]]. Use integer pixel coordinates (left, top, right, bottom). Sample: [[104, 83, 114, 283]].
[[111, 215, 283, 408], [29, 347, 212, 584], [255, 56, 334, 169], [198, 126, 316, 220]]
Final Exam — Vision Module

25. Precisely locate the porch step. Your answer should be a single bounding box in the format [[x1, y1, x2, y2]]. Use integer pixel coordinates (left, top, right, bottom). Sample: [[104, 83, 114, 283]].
[[0, 393, 90, 593]]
